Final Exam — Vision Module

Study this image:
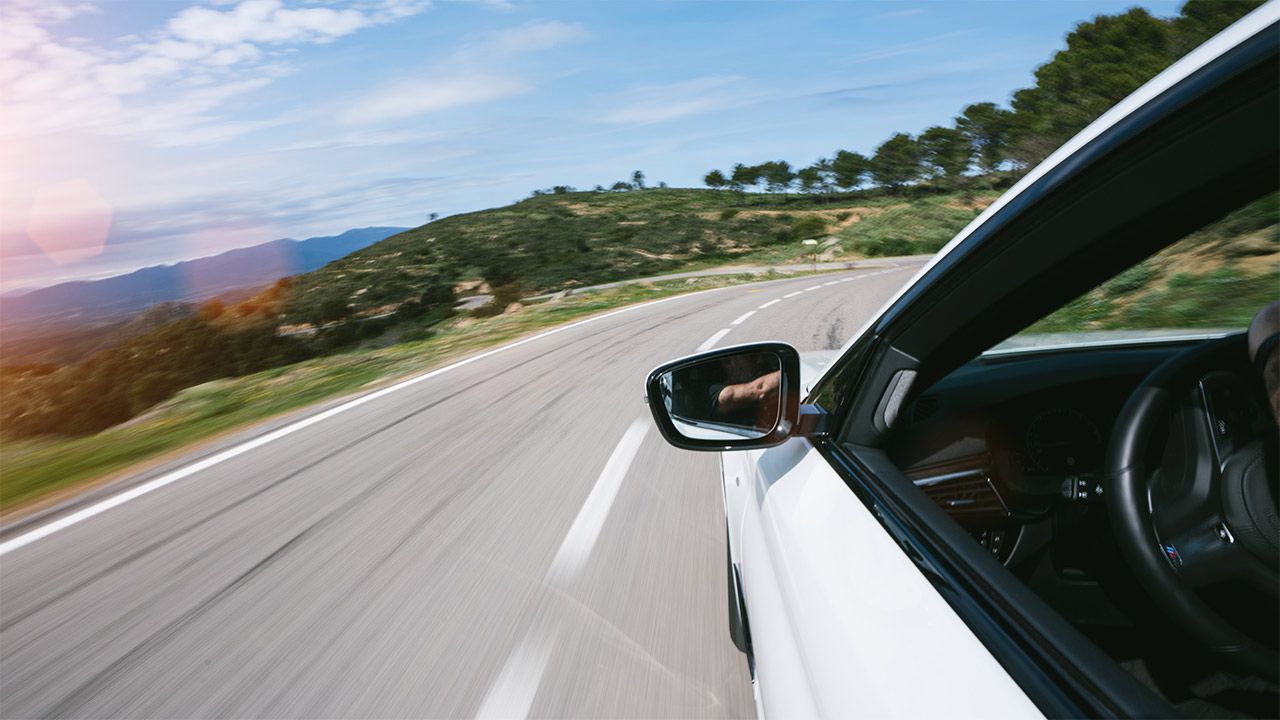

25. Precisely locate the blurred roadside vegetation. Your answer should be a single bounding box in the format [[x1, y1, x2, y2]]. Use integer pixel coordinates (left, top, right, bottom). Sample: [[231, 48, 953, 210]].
[[1029, 193, 1279, 333], [0, 270, 830, 513]]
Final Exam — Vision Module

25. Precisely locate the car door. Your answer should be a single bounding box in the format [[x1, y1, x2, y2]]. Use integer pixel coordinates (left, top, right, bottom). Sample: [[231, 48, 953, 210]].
[[727, 437, 1041, 717]]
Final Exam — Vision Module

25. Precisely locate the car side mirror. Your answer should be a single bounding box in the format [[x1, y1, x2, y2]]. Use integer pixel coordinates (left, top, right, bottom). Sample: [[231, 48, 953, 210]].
[[645, 342, 803, 451]]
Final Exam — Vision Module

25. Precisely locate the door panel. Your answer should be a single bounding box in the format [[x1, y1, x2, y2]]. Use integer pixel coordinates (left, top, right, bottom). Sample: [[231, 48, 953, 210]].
[[738, 437, 1042, 718]]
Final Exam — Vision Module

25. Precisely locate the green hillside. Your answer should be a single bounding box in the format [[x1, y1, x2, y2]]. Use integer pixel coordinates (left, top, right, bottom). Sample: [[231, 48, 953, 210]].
[[286, 187, 997, 325]]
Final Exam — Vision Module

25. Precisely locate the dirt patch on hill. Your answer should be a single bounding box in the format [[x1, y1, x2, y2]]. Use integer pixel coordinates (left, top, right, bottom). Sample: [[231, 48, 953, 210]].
[[632, 249, 676, 260], [942, 196, 998, 212], [697, 205, 898, 231]]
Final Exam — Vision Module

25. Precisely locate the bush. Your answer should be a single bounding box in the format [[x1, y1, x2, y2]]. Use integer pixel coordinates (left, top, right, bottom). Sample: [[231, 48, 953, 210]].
[[1103, 262, 1155, 296], [791, 216, 828, 240], [719, 208, 740, 220]]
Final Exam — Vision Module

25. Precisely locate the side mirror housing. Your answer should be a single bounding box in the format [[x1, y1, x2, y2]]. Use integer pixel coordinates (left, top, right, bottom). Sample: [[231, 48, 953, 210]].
[[645, 342, 802, 451]]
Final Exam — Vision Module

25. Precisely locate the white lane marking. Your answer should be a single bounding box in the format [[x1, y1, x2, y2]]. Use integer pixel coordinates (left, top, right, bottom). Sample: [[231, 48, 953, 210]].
[[0, 281, 742, 556], [546, 418, 649, 584], [474, 626, 554, 720], [782, 291, 803, 298], [696, 328, 731, 352], [477, 418, 648, 719], [839, 277, 854, 282], [758, 299, 781, 309], [803, 285, 822, 291], [730, 310, 756, 326], [823, 280, 839, 286]]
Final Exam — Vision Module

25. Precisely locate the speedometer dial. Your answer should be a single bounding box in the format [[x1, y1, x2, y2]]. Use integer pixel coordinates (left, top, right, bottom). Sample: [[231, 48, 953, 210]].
[[1025, 408, 1102, 474]]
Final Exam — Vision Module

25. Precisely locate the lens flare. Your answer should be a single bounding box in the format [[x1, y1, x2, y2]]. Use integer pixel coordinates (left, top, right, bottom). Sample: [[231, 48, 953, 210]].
[[25, 179, 112, 266]]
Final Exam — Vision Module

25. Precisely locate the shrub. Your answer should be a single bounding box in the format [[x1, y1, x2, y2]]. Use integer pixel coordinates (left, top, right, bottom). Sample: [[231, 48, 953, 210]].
[[791, 216, 828, 240]]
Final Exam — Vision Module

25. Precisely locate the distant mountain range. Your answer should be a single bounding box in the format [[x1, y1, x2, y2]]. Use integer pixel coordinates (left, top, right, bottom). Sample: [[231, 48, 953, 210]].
[[0, 227, 406, 330]]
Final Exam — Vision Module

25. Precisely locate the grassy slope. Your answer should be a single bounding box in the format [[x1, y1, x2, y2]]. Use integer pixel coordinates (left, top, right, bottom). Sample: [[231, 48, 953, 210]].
[[1031, 193, 1279, 333], [288, 188, 996, 319]]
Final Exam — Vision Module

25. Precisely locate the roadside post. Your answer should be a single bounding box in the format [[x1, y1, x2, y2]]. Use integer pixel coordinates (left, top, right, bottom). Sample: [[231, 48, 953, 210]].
[[802, 239, 819, 272]]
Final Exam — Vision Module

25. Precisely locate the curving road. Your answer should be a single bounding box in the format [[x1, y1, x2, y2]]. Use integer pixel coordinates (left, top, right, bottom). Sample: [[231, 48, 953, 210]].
[[0, 261, 923, 719]]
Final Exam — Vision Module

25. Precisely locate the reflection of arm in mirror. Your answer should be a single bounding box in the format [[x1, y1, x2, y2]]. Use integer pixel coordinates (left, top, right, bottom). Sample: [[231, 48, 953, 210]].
[[713, 370, 781, 413]]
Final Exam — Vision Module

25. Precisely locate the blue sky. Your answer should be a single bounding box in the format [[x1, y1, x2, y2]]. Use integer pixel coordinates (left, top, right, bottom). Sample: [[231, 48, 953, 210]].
[[0, 0, 1181, 291]]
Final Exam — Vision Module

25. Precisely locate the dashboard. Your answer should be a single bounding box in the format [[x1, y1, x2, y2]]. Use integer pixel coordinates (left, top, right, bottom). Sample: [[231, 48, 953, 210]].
[[888, 341, 1201, 562]]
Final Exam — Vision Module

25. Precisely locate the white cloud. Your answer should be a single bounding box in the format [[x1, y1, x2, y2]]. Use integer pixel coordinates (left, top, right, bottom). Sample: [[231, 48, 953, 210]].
[[484, 20, 588, 54], [600, 76, 747, 125], [871, 8, 925, 20], [341, 19, 586, 124], [341, 75, 528, 124], [166, 0, 369, 46], [845, 30, 972, 64], [0, 0, 431, 143]]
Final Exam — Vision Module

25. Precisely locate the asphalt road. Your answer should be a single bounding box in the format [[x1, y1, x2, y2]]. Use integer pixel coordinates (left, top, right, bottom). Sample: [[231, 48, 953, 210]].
[[0, 261, 924, 719]]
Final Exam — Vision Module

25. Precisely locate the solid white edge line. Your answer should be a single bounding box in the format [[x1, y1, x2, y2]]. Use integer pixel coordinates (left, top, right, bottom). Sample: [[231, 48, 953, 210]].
[[729, 310, 756, 326], [0, 280, 749, 557], [758, 299, 781, 309], [696, 328, 732, 352]]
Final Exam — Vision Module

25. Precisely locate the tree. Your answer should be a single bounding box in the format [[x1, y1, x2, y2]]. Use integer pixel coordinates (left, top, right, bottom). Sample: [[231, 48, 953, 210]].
[[759, 161, 795, 193], [1170, 0, 1264, 55], [730, 163, 761, 193], [796, 166, 825, 195], [317, 295, 351, 323], [919, 126, 973, 183], [593, 184, 605, 192], [428, 212, 439, 222], [610, 181, 631, 192], [957, 102, 1014, 175], [830, 150, 869, 190], [704, 169, 728, 189], [870, 134, 923, 192], [632, 170, 645, 189], [1008, 8, 1172, 167]]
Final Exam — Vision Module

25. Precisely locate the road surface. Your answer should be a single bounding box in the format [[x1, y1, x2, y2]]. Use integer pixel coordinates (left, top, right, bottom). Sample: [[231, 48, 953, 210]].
[[0, 262, 923, 719]]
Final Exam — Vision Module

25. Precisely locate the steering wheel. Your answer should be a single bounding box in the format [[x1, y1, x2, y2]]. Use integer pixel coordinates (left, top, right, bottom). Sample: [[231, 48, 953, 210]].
[[1107, 333, 1279, 678]]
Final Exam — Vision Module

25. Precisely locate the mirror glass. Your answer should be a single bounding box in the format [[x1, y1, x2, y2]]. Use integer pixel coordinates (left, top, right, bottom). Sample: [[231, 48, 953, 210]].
[[654, 350, 782, 440]]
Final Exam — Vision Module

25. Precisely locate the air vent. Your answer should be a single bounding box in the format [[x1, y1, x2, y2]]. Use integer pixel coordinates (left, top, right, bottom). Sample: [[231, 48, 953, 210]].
[[911, 396, 940, 424], [913, 469, 1008, 525]]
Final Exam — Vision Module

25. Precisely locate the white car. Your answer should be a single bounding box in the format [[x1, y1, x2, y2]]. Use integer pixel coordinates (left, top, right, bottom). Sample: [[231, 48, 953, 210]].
[[647, 6, 1279, 718]]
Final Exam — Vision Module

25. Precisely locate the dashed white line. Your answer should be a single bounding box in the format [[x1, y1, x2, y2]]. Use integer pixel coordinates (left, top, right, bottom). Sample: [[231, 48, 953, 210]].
[[758, 299, 781, 309], [730, 310, 756, 326], [697, 328, 732, 351], [803, 285, 822, 292], [823, 280, 839, 286], [783, 291, 803, 299], [474, 630, 555, 720], [477, 417, 649, 719], [546, 418, 649, 584]]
